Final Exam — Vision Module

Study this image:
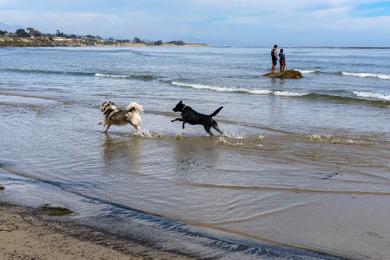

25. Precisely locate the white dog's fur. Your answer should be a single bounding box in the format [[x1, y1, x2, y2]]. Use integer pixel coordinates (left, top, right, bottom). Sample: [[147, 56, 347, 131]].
[[126, 102, 144, 129], [98, 101, 144, 133]]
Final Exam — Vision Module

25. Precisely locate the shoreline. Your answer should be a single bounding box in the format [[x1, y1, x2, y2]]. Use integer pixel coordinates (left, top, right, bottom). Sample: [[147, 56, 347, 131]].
[[0, 43, 208, 48], [0, 170, 340, 260], [0, 36, 207, 48], [0, 202, 189, 260]]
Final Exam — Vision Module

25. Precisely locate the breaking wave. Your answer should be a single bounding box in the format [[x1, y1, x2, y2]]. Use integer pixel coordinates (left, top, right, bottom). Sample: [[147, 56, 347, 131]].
[[171, 81, 306, 97], [293, 70, 390, 80], [171, 81, 272, 95], [94, 73, 156, 81], [273, 91, 307, 97], [94, 73, 128, 78], [297, 70, 317, 74], [0, 68, 156, 81], [303, 93, 390, 107], [352, 91, 390, 101], [170, 81, 390, 106], [1, 68, 94, 77], [341, 72, 390, 80]]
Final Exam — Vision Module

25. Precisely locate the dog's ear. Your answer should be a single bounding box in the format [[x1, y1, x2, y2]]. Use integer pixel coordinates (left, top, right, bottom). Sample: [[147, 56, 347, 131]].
[[179, 100, 183, 104]]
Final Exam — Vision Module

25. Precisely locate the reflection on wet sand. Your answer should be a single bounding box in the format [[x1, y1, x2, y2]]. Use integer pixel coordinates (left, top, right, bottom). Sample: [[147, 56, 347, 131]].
[[101, 134, 143, 174], [173, 138, 219, 179]]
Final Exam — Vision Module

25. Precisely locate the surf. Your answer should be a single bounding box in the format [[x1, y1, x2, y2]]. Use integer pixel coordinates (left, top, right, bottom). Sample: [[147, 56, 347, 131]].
[[170, 81, 390, 106], [170, 81, 306, 97], [341, 72, 390, 80]]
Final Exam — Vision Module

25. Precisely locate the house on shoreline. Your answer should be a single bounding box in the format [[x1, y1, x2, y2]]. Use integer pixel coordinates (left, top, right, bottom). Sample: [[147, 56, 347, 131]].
[[0, 28, 207, 48]]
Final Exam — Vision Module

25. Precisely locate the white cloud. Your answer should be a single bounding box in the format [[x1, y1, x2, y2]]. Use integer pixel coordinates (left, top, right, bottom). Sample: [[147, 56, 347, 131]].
[[0, 1, 389, 45]]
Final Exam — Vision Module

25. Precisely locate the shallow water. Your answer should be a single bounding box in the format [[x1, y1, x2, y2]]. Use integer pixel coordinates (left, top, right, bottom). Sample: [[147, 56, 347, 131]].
[[0, 47, 390, 259]]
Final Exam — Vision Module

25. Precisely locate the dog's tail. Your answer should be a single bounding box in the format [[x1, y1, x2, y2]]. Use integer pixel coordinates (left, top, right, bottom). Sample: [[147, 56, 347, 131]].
[[209, 106, 223, 117], [127, 102, 144, 113]]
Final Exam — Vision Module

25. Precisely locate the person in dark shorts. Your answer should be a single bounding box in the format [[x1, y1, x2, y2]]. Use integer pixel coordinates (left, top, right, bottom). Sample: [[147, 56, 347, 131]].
[[271, 45, 278, 73], [279, 48, 286, 72]]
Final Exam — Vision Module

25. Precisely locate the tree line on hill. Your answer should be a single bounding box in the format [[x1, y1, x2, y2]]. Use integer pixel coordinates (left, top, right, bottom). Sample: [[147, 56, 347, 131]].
[[0, 27, 187, 46]]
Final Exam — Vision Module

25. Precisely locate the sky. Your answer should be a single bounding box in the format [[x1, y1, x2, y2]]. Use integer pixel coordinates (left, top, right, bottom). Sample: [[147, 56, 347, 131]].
[[0, 0, 389, 46]]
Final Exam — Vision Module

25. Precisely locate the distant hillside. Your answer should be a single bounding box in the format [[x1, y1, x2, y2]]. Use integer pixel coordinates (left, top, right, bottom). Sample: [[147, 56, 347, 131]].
[[0, 27, 207, 48]]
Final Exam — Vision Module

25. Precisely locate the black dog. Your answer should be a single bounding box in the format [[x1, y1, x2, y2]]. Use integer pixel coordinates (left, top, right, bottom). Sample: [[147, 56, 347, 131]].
[[171, 100, 223, 136]]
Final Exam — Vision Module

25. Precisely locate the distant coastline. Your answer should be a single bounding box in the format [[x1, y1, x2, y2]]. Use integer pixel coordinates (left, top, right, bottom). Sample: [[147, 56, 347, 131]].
[[0, 27, 207, 48]]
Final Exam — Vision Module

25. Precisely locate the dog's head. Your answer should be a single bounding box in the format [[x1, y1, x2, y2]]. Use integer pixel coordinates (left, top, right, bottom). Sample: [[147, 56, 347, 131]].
[[172, 100, 185, 112], [100, 100, 115, 112]]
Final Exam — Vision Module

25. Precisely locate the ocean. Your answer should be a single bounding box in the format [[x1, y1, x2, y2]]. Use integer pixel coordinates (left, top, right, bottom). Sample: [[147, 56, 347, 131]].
[[0, 46, 389, 259]]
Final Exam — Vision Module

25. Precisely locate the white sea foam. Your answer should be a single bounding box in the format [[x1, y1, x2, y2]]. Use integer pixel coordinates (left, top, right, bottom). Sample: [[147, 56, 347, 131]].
[[171, 81, 272, 95], [298, 70, 316, 74], [171, 81, 307, 97], [307, 134, 375, 145], [342, 72, 390, 80], [274, 91, 308, 97], [222, 133, 245, 140], [353, 91, 390, 101], [95, 73, 128, 78]]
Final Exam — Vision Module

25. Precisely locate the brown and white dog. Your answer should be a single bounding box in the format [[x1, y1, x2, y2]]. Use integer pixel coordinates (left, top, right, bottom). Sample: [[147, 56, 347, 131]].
[[98, 100, 144, 133]]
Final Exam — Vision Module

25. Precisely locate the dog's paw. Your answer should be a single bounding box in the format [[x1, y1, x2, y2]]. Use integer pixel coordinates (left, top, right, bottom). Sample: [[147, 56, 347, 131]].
[[97, 121, 102, 125]]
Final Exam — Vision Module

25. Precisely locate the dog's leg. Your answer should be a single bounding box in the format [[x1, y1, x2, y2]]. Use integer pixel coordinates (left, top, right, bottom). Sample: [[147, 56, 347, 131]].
[[182, 122, 185, 129], [132, 124, 141, 134], [171, 118, 183, 123], [212, 123, 223, 135], [98, 118, 107, 125], [204, 125, 213, 136], [104, 124, 111, 133]]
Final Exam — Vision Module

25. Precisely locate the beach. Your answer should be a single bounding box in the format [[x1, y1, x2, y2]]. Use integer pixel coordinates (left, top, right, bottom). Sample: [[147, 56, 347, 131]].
[[0, 203, 190, 260], [1, 46, 389, 259]]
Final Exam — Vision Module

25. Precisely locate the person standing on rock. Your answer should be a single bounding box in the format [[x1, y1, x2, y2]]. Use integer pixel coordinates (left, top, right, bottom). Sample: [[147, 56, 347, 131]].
[[279, 49, 286, 72], [271, 45, 278, 73]]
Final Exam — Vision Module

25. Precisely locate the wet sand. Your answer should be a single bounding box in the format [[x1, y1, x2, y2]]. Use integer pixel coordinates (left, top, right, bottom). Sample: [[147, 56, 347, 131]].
[[0, 203, 189, 260]]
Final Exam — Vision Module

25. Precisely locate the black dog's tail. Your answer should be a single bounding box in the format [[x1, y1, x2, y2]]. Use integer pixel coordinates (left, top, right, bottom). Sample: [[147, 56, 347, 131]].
[[209, 106, 223, 117]]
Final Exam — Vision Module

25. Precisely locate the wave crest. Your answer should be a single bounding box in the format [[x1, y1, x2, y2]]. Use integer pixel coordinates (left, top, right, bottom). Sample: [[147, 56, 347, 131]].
[[297, 70, 316, 74], [274, 91, 307, 97], [95, 73, 128, 78], [342, 72, 390, 80], [353, 91, 390, 101], [171, 81, 306, 97], [171, 81, 272, 95], [95, 73, 155, 81], [0, 68, 156, 81], [171, 81, 390, 106], [1, 68, 94, 76]]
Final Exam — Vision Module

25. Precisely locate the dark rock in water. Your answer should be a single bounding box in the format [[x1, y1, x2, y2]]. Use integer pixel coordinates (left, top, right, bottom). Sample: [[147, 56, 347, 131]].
[[0, 184, 4, 190], [40, 205, 73, 216], [263, 70, 303, 79]]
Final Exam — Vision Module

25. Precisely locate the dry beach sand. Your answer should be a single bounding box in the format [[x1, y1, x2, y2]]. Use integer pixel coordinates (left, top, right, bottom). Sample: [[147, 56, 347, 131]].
[[0, 203, 189, 260]]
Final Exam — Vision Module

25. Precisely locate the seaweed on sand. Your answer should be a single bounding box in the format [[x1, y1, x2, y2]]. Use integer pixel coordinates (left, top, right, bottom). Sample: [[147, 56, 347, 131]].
[[40, 205, 73, 216]]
